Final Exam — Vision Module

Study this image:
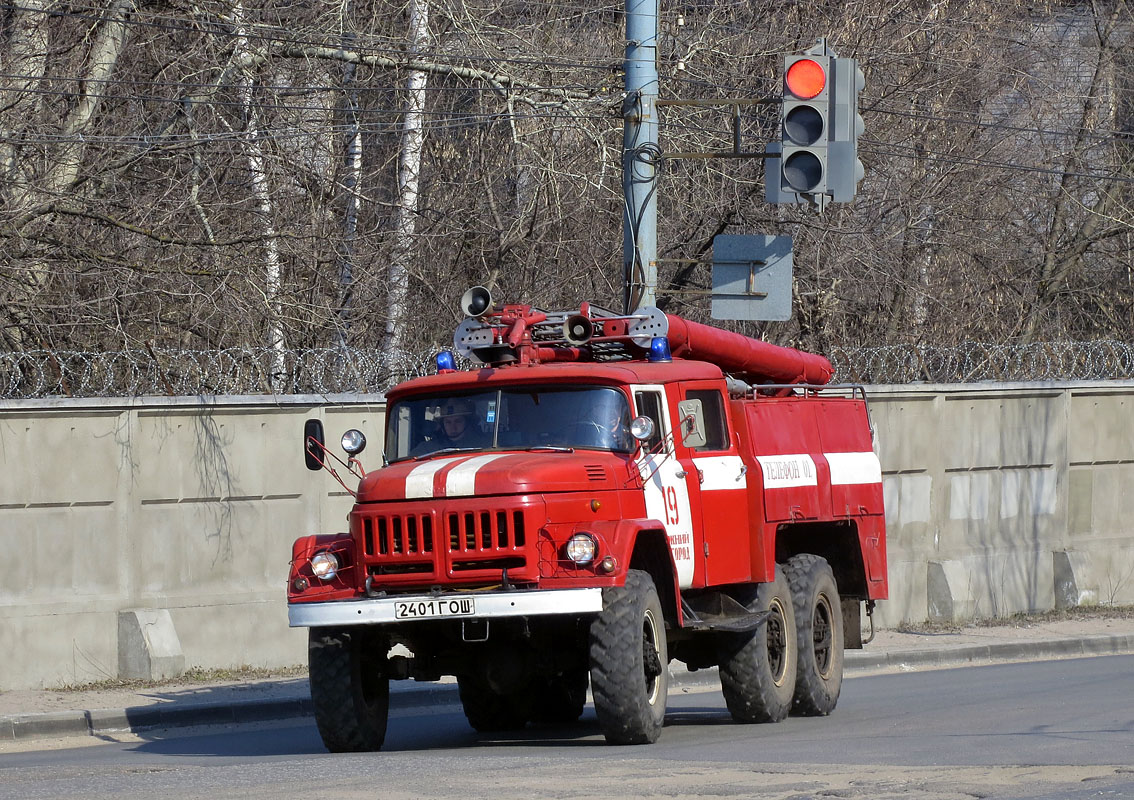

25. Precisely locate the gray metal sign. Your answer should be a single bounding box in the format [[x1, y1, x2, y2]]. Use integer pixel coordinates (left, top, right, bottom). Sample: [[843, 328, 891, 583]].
[[711, 234, 793, 321]]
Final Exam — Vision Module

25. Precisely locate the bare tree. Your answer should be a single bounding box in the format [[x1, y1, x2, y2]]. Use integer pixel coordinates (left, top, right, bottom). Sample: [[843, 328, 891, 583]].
[[381, 0, 431, 362], [0, 0, 1129, 374]]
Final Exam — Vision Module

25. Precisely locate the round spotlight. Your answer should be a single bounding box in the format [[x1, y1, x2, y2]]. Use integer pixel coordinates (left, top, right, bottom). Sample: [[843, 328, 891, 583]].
[[310, 551, 340, 581], [341, 429, 367, 455], [630, 415, 656, 442], [565, 533, 598, 565]]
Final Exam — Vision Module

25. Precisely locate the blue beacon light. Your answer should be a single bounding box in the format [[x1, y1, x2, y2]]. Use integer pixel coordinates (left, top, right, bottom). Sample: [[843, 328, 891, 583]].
[[648, 337, 672, 363], [435, 351, 457, 372]]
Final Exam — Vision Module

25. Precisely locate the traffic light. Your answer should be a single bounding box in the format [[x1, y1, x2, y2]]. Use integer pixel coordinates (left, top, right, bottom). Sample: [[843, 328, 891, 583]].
[[780, 52, 830, 198], [767, 39, 865, 209]]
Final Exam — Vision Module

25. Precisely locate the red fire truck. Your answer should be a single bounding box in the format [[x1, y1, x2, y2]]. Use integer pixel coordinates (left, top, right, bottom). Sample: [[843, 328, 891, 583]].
[[290, 290, 887, 750]]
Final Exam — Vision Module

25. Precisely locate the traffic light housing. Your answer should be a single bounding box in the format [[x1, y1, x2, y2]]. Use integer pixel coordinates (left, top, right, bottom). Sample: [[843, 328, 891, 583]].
[[827, 55, 865, 203], [767, 39, 865, 209]]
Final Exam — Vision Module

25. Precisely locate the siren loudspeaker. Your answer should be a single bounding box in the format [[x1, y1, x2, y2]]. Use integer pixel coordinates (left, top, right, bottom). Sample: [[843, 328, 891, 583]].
[[563, 314, 594, 344], [460, 286, 494, 318]]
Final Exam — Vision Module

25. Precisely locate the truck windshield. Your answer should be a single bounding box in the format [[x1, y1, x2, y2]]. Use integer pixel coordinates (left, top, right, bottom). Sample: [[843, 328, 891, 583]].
[[385, 387, 633, 462]]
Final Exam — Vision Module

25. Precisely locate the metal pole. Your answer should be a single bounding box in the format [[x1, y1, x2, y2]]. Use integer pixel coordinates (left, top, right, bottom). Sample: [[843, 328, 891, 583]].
[[622, 0, 659, 312]]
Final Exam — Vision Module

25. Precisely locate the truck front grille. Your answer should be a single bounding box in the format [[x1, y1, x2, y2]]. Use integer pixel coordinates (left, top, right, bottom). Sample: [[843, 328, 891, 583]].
[[354, 500, 539, 586], [447, 509, 526, 552], [363, 514, 434, 556]]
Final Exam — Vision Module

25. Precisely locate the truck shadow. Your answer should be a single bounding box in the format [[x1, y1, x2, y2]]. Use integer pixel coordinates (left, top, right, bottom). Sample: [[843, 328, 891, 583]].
[[126, 706, 737, 758]]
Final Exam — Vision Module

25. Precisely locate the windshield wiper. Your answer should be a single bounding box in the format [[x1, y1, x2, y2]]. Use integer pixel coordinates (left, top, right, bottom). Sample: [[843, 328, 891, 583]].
[[411, 446, 483, 460], [411, 444, 576, 460], [424, 447, 480, 458]]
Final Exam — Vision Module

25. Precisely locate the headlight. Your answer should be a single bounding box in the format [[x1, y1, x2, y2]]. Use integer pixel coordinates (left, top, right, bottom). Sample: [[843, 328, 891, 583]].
[[310, 551, 340, 580], [565, 533, 598, 565], [341, 429, 367, 455]]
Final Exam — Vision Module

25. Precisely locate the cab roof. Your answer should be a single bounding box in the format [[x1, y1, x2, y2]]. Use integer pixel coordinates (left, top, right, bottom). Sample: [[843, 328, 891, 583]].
[[387, 359, 725, 401]]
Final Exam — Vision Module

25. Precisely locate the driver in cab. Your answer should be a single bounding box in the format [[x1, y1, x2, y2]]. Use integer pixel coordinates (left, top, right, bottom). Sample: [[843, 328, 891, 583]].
[[410, 399, 483, 457], [436, 399, 480, 448], [581, 402, 633, 451]]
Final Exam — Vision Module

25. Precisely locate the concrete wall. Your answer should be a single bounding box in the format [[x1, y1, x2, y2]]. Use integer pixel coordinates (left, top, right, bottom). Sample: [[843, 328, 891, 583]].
[[1, 382, 1132, 689], [0, 395, 381, 690], [872, 382, 1134, 627]]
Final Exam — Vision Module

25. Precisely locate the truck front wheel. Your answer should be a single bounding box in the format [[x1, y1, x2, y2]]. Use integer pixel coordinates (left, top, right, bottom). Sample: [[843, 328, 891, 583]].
[[589, 569, 669, 744], [716, 565, 798, 723], [784, 554, 844, 716], [308, 627, 390, 752]]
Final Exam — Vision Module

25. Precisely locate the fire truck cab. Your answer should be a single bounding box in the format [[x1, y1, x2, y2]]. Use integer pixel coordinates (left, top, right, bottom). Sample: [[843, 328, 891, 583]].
[[289, 293, 886, 750]]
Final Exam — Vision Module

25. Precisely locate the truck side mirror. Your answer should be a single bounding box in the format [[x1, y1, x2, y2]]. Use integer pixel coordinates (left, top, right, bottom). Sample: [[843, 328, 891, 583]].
[[304, 418, 325, 471], [677, 399, 706, 449]]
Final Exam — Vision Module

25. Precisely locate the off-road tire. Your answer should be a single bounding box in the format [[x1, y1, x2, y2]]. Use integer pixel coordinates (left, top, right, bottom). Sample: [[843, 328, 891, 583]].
[[716, 565, 798, 723], [457, 674, 532, 732], [589, 569, 669, 744], [530, 669, 589, 724], [784, 554, 844, 716], [308, 627, 390, 752]]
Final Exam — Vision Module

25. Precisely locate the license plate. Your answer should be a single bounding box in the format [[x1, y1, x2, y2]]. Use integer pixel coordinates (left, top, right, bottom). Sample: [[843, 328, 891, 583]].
[[394, 597, 476, 620]]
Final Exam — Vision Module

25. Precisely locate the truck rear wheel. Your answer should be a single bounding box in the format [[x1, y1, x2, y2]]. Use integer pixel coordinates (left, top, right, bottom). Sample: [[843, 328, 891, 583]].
[[457, 675, 532, 732], [784, 554, 844, 716], [589, 569, 669, 744], [308, 627, 390, 752], [716, 565, 798, 723]]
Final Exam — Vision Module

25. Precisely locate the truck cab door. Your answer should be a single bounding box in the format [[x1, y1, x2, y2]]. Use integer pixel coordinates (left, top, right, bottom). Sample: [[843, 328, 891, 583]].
[[676, 383, 751, 586], [632, 386, 696, 589]]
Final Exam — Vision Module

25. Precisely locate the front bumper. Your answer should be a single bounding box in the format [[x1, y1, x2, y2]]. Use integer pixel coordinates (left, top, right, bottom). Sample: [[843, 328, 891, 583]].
[[288, 587, 604, 628]]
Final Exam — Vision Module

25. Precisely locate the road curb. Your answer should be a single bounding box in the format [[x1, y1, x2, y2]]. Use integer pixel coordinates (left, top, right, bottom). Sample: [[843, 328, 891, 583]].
[[4, 633, 1133, 742], [843, 632, 1134, 671]]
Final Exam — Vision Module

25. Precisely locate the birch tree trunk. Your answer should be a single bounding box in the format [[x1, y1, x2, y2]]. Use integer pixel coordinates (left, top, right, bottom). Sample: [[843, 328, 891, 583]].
[[231, 1, 286, 389], [1, 0, 135, 349], [0, 0, 53, 204], [381, 0, 430, 363], [335, 1, 362, 349]]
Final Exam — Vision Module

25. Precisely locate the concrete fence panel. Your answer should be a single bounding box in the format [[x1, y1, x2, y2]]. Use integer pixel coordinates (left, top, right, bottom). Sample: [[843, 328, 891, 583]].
[[2, 382, 1133, 689]]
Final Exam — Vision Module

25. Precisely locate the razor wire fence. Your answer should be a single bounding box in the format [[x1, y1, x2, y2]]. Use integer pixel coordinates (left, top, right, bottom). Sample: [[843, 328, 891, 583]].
[[2, 340, 1134, 399], [0, 348, 432, 400], [828, 340, 1134, 386]]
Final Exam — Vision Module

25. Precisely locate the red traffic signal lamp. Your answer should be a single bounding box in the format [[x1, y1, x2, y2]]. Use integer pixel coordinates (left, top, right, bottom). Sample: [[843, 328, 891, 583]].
[[785, 58, 826, 99]]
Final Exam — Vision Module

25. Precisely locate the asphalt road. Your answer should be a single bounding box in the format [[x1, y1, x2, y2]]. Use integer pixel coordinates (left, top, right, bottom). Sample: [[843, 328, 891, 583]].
[[2, 655, 1132, 800]]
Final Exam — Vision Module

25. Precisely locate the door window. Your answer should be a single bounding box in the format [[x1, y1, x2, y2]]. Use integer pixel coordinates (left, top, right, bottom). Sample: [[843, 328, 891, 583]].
[[633, 390, 666, 453], [685, 389, 729, 452]]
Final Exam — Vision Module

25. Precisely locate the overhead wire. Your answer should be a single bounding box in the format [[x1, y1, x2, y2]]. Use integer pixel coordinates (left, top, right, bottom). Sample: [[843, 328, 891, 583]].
[[0, 70, 613, 97], [0, 73, 615, 117], [861, 139, 1134, 185], [4, 64, 1125, 151]]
